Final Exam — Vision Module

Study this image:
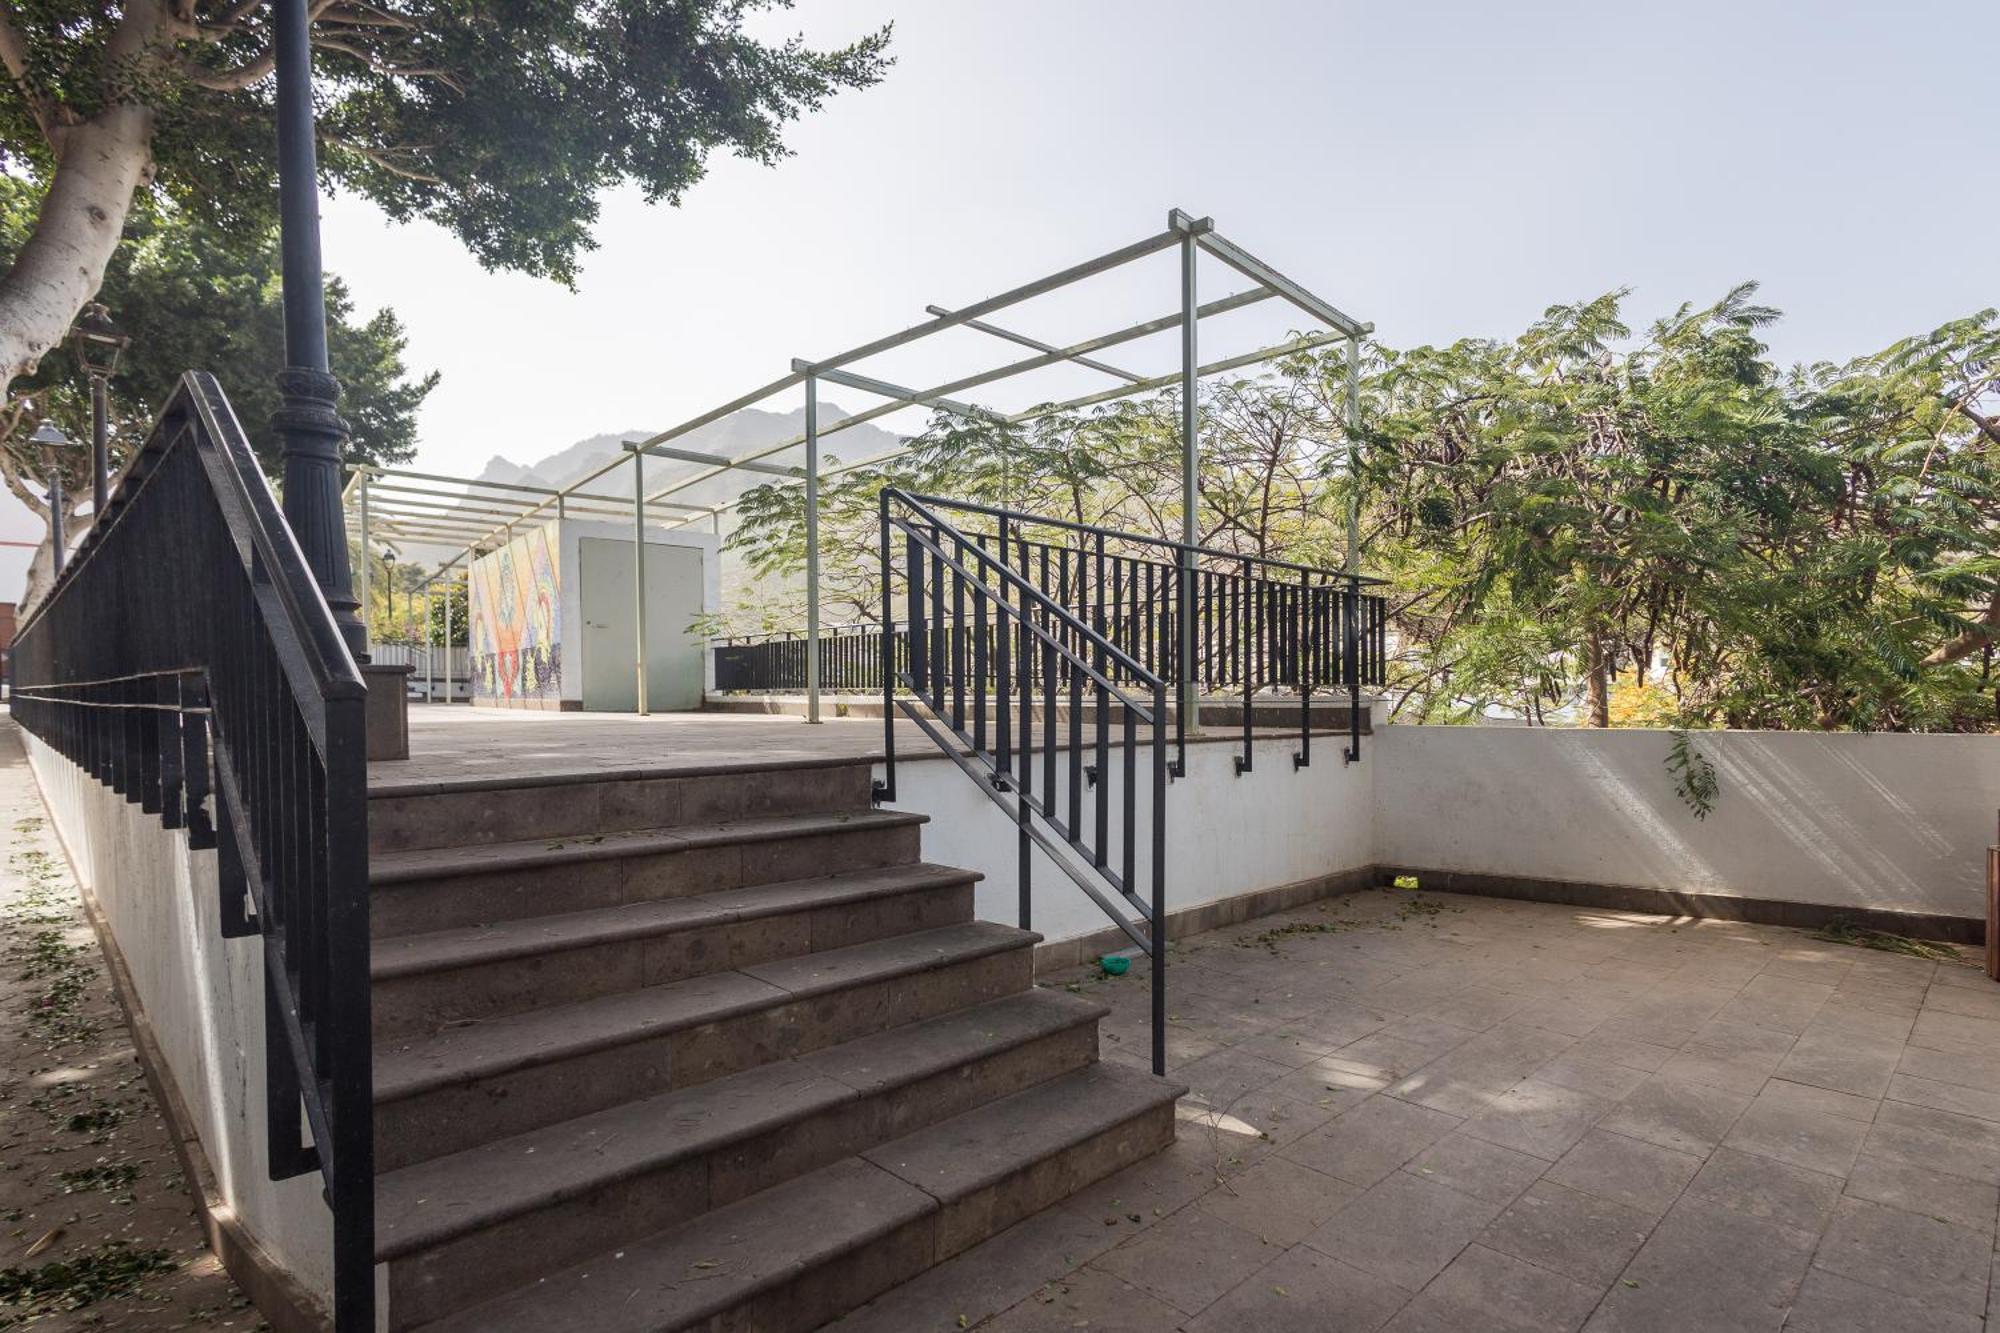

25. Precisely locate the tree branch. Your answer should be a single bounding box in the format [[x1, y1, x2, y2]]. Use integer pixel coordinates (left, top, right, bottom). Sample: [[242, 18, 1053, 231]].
[[0, 5, 66, 147]]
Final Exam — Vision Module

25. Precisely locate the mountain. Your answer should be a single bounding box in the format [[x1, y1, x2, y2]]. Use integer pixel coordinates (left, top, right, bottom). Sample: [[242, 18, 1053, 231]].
[[387, 401, 905, 568]]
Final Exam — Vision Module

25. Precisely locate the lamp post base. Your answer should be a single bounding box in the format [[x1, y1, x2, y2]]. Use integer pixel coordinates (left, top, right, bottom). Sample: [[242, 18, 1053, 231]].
[[361, 662, 414, 761]]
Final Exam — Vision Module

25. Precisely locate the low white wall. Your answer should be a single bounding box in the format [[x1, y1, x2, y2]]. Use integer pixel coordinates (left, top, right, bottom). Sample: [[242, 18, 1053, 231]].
[[1374, 726, 2000, 921], [883, 732, 1374, 947], [25, 736, 334, 1313]]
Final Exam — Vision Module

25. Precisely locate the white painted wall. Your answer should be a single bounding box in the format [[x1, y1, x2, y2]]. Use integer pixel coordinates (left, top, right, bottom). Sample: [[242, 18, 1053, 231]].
[[883, 733, 1375, 945], [1374, 726, 2000, 921], [24, 734, 334, 1315]]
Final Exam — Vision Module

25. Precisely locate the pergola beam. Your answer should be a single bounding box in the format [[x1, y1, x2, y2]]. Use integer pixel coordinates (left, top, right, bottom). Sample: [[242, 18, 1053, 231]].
[[1195, 231, 1371, 339], [922, 307, 1146, 383], [805, 363, 1005, 422]]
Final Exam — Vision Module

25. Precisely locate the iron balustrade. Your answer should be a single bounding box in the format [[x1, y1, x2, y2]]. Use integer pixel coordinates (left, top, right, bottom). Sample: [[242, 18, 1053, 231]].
[[875, 488, 1172, 1076], [9, 373, 374, 1332], [712, 498, 1390, 776], [714, 623, 910, 693]]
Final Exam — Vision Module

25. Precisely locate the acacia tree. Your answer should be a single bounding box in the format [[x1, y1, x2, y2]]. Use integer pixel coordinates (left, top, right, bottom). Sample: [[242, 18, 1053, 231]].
[[0, 0, 891, 396]]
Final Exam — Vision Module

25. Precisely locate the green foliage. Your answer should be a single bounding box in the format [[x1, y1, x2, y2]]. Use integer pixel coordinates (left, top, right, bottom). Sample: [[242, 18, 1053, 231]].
[[0, 2, 892, 286], [0, 176, 434, 483], [722, 287, 2000, 734], [1665, 729, 1719, 819]]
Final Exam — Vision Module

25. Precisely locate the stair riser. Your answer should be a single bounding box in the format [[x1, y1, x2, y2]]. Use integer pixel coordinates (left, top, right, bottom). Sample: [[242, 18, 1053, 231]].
[[375, 946, 1036, 1170], [930, 1095, 1178, 1260], [371, 882, 976, 1040], [370, 823, 924, 939], [369, 763, 875, 855], [706, 1097, 1176, 1333], [383, 1022, 1098, 1329]]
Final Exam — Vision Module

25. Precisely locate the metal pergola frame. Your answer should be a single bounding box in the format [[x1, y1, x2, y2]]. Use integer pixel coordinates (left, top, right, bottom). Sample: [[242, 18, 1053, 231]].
[[346, 207, 1371, 722]]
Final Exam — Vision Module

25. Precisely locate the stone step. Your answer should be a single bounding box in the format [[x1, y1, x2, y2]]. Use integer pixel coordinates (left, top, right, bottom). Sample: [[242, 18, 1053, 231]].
[[368, 758, 876, 855], [370, 862, 981, 1040], [409, 1061, 1184, 1333], [372, 921, 1038, 1171], [368, 808, 927, 939], [376, 988, 1107, 1328]]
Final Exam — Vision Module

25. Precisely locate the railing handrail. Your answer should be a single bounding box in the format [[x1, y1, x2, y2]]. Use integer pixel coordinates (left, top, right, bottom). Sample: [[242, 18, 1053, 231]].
[[10, 371, 374, 1331], [888, 489, 1168, 691], [879, 486, 1171, 1076], [900, 490, 1391, 587]]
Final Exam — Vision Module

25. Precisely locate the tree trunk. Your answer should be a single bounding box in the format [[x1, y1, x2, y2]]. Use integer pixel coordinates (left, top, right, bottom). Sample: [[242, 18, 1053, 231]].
[[1585, 632, 1610, 727], [0, 105, 156, 390]]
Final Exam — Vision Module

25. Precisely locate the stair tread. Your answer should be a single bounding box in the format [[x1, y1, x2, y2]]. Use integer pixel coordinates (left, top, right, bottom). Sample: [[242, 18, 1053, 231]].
[[862, 1060, 1185, 1200], [415, 1063, 1182, 1333], [375, 988, 1106, 1260], [369, 808, 927, 885], [373, 921, 1037, 1104], [371, 862, 981, 981]]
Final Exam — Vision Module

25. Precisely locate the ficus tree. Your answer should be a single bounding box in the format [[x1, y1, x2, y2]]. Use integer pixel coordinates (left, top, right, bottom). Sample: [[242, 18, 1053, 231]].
[[0, 0, 892, 418], [0, 172, 435, 601]]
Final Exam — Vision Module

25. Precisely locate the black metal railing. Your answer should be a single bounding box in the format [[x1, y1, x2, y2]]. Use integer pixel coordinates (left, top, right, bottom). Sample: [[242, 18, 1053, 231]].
[[876, 488, 1171, 1075], [714, 500, 1389, 775], [713, 623, 910, 692], [10, 373, 373, 1331]]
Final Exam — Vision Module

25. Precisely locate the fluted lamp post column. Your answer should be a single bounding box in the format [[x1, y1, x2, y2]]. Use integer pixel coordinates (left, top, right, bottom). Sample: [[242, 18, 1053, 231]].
[[270, 0, 410, 756]]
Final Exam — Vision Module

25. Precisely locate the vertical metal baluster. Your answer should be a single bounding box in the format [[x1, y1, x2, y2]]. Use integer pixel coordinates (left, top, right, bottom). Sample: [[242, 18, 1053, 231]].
[[1092, 532, 1109, 865], [951, 536, 966, 735], [995, 513, 1012, 780], [1236, 558, 1254, 776], [878, 495, 896, 801], [1151, 678, 1168, 1078], [929, 534, 946, 716], [971, 540, 988, 755]]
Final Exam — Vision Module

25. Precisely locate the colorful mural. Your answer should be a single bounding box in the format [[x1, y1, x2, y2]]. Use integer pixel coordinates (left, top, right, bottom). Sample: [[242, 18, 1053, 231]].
[[469, 521, 561, 706]]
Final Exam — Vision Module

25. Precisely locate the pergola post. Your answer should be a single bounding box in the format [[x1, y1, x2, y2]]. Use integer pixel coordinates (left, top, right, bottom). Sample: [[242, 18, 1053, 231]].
[[804, 372, 822, 724], [357, 473, 371, 650], [633, 449, 649, 716], [1175, 213, 1206, 736], [1345, 333, 1362, 573], [442, 568, 453, 701], [424, 582, 434, 702]]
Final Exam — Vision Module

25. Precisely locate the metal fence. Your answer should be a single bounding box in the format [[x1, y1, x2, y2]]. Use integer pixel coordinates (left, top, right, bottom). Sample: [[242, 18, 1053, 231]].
[[8, 373, 375, 1329]]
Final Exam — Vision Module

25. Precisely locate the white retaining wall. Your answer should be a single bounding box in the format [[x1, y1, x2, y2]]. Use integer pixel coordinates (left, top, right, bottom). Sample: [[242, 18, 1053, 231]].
[[1373, 726, 2000, 922], [884, 732, 1376, 946], [24, 734, 335, 1314]]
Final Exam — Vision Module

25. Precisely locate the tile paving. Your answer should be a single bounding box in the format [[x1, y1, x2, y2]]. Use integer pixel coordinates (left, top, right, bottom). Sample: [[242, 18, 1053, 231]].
[[838, 886, 2000, 1331]]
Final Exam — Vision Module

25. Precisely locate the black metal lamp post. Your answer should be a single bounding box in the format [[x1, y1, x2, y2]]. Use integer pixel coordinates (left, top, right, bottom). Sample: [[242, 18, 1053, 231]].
[[381, 549, 396, 637], [29, 421, 78, 577], [70, 302, 128, 516], [271, 0, 366, 661]]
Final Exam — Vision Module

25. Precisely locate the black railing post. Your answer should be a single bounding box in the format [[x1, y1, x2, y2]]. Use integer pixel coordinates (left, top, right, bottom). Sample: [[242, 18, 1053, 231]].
[[1344, 573, 1362, 764], [876, 490, 895, 803], [1151, 678, 1168, 1079], [271, 0, 364, 662]]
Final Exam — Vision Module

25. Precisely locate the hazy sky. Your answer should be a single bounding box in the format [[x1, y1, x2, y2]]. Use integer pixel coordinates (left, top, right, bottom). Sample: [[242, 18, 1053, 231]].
[[319, 0, 2000, 477]]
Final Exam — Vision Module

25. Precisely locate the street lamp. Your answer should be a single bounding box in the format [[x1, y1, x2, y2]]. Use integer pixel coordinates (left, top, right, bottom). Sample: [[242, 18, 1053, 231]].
[[70, 302, 128, 516], [272, 0, 365, 660], [381, 549, 396, 639], [28, 421, 78, 577]]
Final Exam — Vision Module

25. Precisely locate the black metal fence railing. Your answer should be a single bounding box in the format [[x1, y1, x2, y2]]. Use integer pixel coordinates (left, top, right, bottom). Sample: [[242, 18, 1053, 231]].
[[876, 487, 1172, 1075], [713, 624, 910, 693], [9, 373, 374, 1331], [711, 500, 1390, 775]]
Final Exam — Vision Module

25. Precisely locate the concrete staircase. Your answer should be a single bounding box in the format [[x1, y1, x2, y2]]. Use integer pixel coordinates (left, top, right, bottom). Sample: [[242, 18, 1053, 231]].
[[365, 758, 1183, 1332]]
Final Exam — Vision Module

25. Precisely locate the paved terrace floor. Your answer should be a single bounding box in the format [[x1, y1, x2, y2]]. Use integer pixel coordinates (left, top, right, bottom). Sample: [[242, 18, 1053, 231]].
[[372, 704, 920, 790], [842, 888, 2000, 1333], [373, 702, 1338, 790]]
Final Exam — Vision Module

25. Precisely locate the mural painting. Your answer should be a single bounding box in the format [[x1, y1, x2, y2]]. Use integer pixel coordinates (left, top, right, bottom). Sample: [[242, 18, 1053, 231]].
[[469, 521, 561, 706]]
